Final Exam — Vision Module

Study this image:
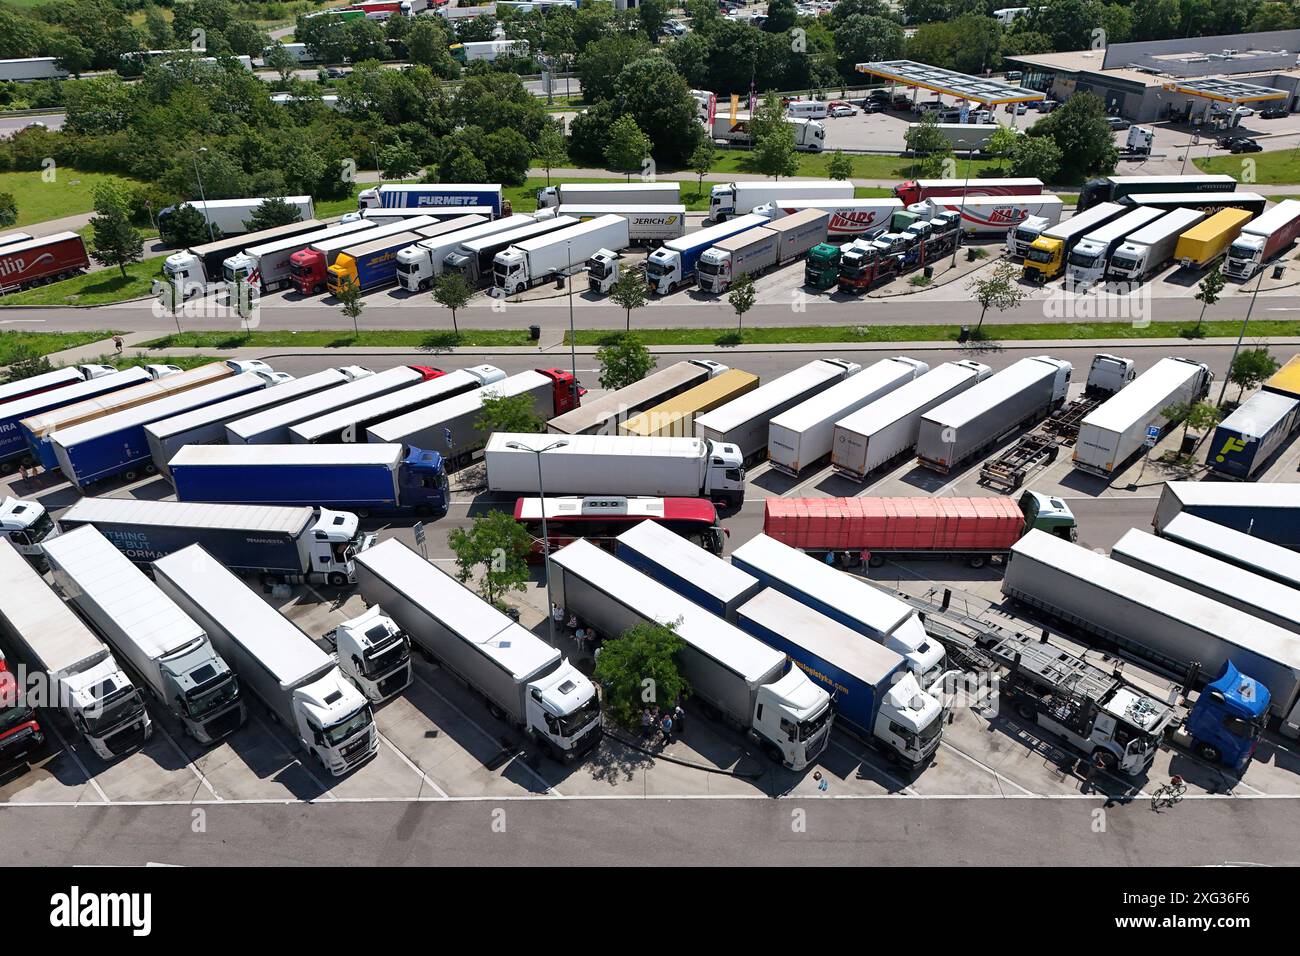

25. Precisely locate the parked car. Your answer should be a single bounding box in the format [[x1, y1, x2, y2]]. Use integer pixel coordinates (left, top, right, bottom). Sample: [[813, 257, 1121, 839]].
[[1106, 116, 1131, 131], [1233, 106, 1255, 118], [326, 67, 349, 79], [1004, 102, 1028, 115], [1005, 71, 1023, 82], [861, 99, 886, 113], [1260, 105, 1289, 119], [828, 103, 857, 117], [1229, 138, 1263, 154], [891, 94, 913, 109], [1034, 100, 1058, 113]]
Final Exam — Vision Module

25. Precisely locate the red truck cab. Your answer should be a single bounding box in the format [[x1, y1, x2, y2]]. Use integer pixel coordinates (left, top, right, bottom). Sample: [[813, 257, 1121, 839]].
[[537, 367, 583, 413], [410, 366, 444, 381], [0, 659, 43, 772], [288, 248, 328, 295]]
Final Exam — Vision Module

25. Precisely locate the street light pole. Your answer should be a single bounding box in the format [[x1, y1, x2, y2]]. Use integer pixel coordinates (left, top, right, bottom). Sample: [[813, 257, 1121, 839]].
[[566, 242, 578, 406], [951, 140, 974, 267], [506, 439, 568, 646], [192, 147, 215, 243], [1217, 260, 1268, 406]]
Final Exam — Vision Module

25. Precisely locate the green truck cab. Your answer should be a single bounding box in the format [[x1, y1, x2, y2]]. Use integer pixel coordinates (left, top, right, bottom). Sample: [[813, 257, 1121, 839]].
[[1019, 490, 1077, 540], [804, 243, 841, 289]]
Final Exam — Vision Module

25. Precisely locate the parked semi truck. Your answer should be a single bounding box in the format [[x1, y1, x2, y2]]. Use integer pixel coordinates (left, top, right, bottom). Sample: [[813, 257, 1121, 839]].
[[1223, 198, 1300, 279], [1206, 390, 1299, 480], [536, 182, 680, 210], [485, 433, 746, 506], [540, 204, 686, 244], [695, 359, 860, 461], [158, 217, 325, 298], [1002, 530, 1300, 736], [326, 229, 425, 295], [146, 368, 355, 475], [52, 372, 276, 490], [1, 368, 149, 470], [1174, 208, 1255, 269], [43, 527, 246, 744], [1154, 481, 1300, 548], [290, 365, 504, 444], [154, 546, 379, 775], [548, 360, 726, 436], [708, 180, 850, 222], [1065, 205, 1165, 287], [710, 115, 825, 153], [1112, 529, 1300, 637], [765, 491, 1077, 568], [444, 216, 577, 287], [324, 603, 412, 704], [356, 539, 602, 761], [358, 183, 504, 216], [367, 368, 580, 470], [1105, 208, 1207, 282], [171, 443, 449, 517], [831, 360, 991, 480], [1077, 174, 1236, 210], [1023, 202, 1128, 281], [644, 213, 769, 294], [917, 356, 1072, 473], [225, 366, 416, 444], [288, 216, 438, 295], [620, 369, 759, 439], [493, 215, 629, 294], [697, 209, 829, 293], [1157, 512, 1300, 592], [159, 196, 315, 237], [756, 198, 902, 239], [222, 219, 376, 293], [1125, 191, 1266, 218], [893, 176, 1042, 207], [395, 215, 530, 291], [0, 364, 117, 408], [731, 533, 946, 684], [0, 495, 54, 560], [0, 232, 90, 293], [1072, 357, 1211, 478], [767, 356, 927, 475], [0, 651, 42, 771], [57, 497, 373, 587], [551, 538, 833, 769], [0, 539, 151, 760], [614, 518, 760, 620]]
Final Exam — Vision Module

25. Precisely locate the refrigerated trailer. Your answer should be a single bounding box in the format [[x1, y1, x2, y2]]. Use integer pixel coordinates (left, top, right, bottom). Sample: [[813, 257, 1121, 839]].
[[0, 539, 151, 760], [767, 357, 927, 476], [695, 359, 861, 461], [1156, 512, 1300, 592], [444, 216, 577, 287], [541, 205, 686, 244], [925, 194, 1064, 238], [395, 215, 531, 291], [43, 527, 245, 744], [1, 369, 151, 469], [1072, 357, 1211, 478], [1206, 390, 1299, 480], [1223, 198, 1300, 279], [1105, 207, 1207, 282], [708, 180, 850, 222], [1065, 205, 1165, 287], [225, 366, 418, 444], [1111, 529, 1300, 637], [485, 433, 746, 506], [916, 356, 1072, 473], [493, 215, 630, 294], [536, 182, 680, 210], [290, 366, 505, 444], [57, 497, 371, 587], [831, 360, 991, 480], [51, 372, 274, 490], [1002, 530, 1300, 731], [153, 546, 379, 775], [146, 368, 357, 475], [550, 538, 833, 769], [1154, 481, 1300, 547], [730, 533, 945, 684], [548, 360, 726, 436], [354, 539, 601, 762]]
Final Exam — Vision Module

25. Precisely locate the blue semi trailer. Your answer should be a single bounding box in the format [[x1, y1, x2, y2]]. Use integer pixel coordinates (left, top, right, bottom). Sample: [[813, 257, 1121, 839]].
[[0, 367, 151, 468], [357, 183, 504, 217], [1205, 390, 1300, 481], [644, 213, 769, 294], [613, 519, 757, 621], [168, 443, 449, 516], [1154, 481, 1300, 548]]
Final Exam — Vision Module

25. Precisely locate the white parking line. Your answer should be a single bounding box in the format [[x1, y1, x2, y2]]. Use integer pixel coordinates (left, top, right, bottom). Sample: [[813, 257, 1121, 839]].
[[44, 721, 109, 804], [153, 722, 222, 802], [939, 741, 1035, 797], [377, 732, 449, 799]]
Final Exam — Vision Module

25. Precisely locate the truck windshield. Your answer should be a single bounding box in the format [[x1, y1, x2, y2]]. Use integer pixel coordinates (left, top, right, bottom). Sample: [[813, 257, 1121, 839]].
[[289, 261, 309, 277], [1026, 247, 1053, 264], [362, 633, 409, 676], [186, 675, 239, 720], [556, 693, 600, 737], [918, 713, 943, 747], [1013, 228, 1036, 244], [644, 260, 665, 279], [83, 690, 145, 736], [1109, 254, 1137, 272], [396, 261, 417, 275], [695, 260, 721, 276], [798, 703, 832, 742], [1067, 250, 1100, 268], [323, 705, 373, 746], [1227, 241, 1252, 260]]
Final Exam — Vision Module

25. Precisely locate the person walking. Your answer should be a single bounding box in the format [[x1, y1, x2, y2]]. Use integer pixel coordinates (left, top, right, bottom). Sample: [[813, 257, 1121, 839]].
[[113, 334, 124, 354], [18, 464, 29, 485], [551, 603, 564, 626], [660, 712, 674, 746], [640, 708, 653, 738], [674, 703, 685, 736]]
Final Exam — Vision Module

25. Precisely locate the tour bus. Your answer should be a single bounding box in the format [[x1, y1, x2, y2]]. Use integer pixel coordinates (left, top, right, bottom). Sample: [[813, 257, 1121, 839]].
[[513, 496, 726, 557]]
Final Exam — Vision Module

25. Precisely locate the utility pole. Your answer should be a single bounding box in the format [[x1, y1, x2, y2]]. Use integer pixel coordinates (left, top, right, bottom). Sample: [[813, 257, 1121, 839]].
[[506, 439, 568, 646]]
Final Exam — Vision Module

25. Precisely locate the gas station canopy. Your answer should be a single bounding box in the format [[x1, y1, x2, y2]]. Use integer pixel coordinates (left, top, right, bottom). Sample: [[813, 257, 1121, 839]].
[[856, 60, 1045, 105], [1159, 76, 1289, 105]]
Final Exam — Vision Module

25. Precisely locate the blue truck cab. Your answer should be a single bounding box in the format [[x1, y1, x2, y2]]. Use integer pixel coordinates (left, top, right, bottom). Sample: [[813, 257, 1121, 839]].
[[1185, 661, 1271, 771]]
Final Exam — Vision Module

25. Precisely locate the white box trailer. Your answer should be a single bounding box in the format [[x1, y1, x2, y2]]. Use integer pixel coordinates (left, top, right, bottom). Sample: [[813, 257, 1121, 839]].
[[768, 208, 831, 263], [1106, 207, 1207, 282], [0, 539, 151, 760], [756, 198, 902, 238], [167, 196, 315, 237], [395, 214, 532, 291], [42, 526, 245, 743], [224, 219, 377, 292], [709, 179, 852, 221], [917, 356, 1072, 473], [768, 357, 928, 476], [695, 359, 861, 461], [146, 368, 356, 475], [1002, 530, 1300, 725], [445, 216, 576, 286], [0, 57, 69, 81], [1153, 481, 1300, 548], [227, 367, 424, 444], [536, 182, 681, 210], [831, 360, 991, 480], [548, 359, 725, 436], [545, 204, 686, 243], [484, 432, 746, 505], [696, 226, 777, 293], [1065, 205, 1165, 287], [353, 539, 601, 760], [1072, 357, 1211, 477], [918, 194, 1065, 238], [1111, 529, 1300, 636], [549, 538, 833, 770], [493, 214, 630, 293], [1157, 512, 1300, 592], [290, 366, 505, 444], [153, 546, 378, 775]]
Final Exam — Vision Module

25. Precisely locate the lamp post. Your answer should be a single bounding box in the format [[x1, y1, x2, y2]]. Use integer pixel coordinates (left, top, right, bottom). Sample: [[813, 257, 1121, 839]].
[[951, 138, 975, 267], [566, 242, 578, 406], [370, 140, 382, 181], [192, 147, 215, 243], [1217, 259, 1268, 406], [506, 438, 568, 646]]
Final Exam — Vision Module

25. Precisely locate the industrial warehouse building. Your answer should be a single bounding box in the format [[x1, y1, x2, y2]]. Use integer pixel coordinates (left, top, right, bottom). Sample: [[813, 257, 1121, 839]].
[[1004, 29, 1300, 123]]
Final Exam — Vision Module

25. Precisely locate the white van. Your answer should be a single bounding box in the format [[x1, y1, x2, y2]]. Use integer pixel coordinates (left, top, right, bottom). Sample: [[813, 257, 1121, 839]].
[[787, 100, 828, 119]]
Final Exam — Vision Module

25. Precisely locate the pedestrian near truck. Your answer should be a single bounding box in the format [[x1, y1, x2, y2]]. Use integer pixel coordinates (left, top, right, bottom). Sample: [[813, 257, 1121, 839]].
[[660, 713, 674, 746]]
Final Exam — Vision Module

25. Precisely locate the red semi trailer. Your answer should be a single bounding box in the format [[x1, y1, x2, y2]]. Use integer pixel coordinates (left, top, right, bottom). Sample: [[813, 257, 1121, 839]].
[[762, 494, 1075, 568], [0, 232, 90, 293], [892, 177, 1044, 208]]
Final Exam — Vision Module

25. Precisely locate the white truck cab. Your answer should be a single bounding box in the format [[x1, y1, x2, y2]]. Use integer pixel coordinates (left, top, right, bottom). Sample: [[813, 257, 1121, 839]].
[[0, 497, 54, 557], [143, 364, 184, 380], [586, 248, 619, 293], [751, 668, 834, 770], [1007, 214, 1051, 258], [332, 605, 412, 703], [156, 250, 209, 300], [525, 661, 602, 760], [64, 658, 153, 760], [78, 364, 118, 380], [875, 672, 944, 767], [310, 508, 376, 585], [294, 671, 378, 775]]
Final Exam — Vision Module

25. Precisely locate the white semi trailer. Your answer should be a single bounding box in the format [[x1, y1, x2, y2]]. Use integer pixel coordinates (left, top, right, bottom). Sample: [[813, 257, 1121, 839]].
[[1105, 208, 1207, 282], [492, 215, 629, 294], [708, 179, 851, 221], [536, 182, 681, 210], [395, 215, 531, 291]]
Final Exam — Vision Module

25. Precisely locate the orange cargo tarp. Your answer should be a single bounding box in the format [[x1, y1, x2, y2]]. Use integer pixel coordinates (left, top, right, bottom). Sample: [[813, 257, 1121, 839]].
[[763, 496, 1024, 551]]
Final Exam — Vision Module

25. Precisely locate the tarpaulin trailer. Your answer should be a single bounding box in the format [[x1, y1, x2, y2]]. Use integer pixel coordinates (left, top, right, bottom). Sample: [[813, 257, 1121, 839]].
[[225, 367, 421, 444], [1153, 481, 1300, 548], [548, 360, 723, 436], [1156, 512, 1300, 592], [613, 519, 761, 621]]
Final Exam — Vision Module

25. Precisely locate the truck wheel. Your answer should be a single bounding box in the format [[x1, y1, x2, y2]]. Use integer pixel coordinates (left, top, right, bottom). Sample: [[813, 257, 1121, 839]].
[[356, 508, 372, 519], [1194, 741, 1222, 763], [761, 741, 783, 764], [1091, 748, 1118, 772], [868, 554, 886, 568], [327, 572, 348, 588], [967, 555, 987, 569], [1015, 700, 1036, 722], [513, 283, 524, 295]]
